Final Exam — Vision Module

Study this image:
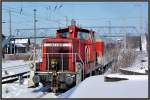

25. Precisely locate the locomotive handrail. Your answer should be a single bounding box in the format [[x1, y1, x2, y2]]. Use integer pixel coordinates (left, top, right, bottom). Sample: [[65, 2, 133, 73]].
[[44, 53, 77, 72], [76, 53, 85, 79]]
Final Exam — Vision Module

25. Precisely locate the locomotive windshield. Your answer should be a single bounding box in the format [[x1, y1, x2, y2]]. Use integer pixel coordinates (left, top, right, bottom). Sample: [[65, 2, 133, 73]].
[[78, 31, 94, 40], [61, 32, 69, 38], [78, 32, 89, 39]]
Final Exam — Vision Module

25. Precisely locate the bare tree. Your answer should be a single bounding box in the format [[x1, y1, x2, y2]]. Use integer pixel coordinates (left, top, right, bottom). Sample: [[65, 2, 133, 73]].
[[111, 49, 137, 73]]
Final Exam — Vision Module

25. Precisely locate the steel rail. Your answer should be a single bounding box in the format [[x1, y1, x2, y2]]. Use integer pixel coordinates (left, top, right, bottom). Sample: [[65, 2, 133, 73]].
[[2, 71, 29, 80]]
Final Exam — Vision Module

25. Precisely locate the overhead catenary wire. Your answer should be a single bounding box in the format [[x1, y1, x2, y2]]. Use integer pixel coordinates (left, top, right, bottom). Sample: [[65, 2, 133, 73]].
[[2, 8, 147, 27], [2, 8, 65, 26], [2, 7, 144, 36]]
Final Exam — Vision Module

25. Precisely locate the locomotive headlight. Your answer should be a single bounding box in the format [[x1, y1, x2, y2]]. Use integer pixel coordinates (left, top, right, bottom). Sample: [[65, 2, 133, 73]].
[[69, 29, 73, 33], [51, 64, 55, 68], [51, 59, 57, 68]]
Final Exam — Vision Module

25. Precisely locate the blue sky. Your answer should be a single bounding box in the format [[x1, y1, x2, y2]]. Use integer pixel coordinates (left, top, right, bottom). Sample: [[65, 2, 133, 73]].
[[2, 2, 148, 36]]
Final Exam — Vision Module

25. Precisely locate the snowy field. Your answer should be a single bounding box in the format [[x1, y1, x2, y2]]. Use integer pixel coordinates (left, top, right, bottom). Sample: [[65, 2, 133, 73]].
[[58, 75, 148, 98], [120, 51, 148, 74], [2, 49, 42, 78], [2, 74, 148, 98], [2, 79, 57, 98], [2, 60, 31, 77]]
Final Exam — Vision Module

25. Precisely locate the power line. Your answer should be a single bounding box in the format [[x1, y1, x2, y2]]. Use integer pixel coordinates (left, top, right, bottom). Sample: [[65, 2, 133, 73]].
[[3, 8, 147, 24], [3, 8, 65, 26]]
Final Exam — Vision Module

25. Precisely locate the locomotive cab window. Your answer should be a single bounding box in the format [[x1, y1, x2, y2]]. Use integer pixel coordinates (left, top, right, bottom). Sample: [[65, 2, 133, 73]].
[[77, 31, 91, 40], [57, 28, 69, 38]]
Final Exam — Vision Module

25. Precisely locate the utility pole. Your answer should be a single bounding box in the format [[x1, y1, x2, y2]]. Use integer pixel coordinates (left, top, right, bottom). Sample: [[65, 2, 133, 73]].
[[148, 2, 150, 78], [33, 9, 37, 71], [9, 9, 12, 54], [28, 9, 37, 87]]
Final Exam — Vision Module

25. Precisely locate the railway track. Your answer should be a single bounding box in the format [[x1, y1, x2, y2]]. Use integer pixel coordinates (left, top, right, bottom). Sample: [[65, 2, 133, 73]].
[[2, 72, 29, 84], [2, 63, 31, 84]]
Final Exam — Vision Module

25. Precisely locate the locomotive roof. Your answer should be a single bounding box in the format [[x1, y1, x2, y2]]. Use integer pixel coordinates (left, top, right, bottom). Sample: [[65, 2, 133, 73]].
[[56, 26, 94, 33]]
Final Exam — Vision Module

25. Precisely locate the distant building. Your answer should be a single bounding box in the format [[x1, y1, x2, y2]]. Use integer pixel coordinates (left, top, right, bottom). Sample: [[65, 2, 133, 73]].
[[11, 39, 30, 53], [4, 38, 31, 54], [14, 43, 27, 53]]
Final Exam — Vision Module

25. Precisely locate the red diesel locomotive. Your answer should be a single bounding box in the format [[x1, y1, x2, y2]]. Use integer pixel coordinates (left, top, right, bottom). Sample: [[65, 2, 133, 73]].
[[33, 20, 104, 92]]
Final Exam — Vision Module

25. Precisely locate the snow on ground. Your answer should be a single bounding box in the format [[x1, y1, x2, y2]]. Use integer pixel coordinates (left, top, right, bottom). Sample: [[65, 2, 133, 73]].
[[2, 60, 31, 77], [2, 60, 30, 68], [41, 93, 57, 98], [2, 79, 56, 98], [59, 75, 148, 98], [3, 75, 148, 98], [104, 68, 112, 75]]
